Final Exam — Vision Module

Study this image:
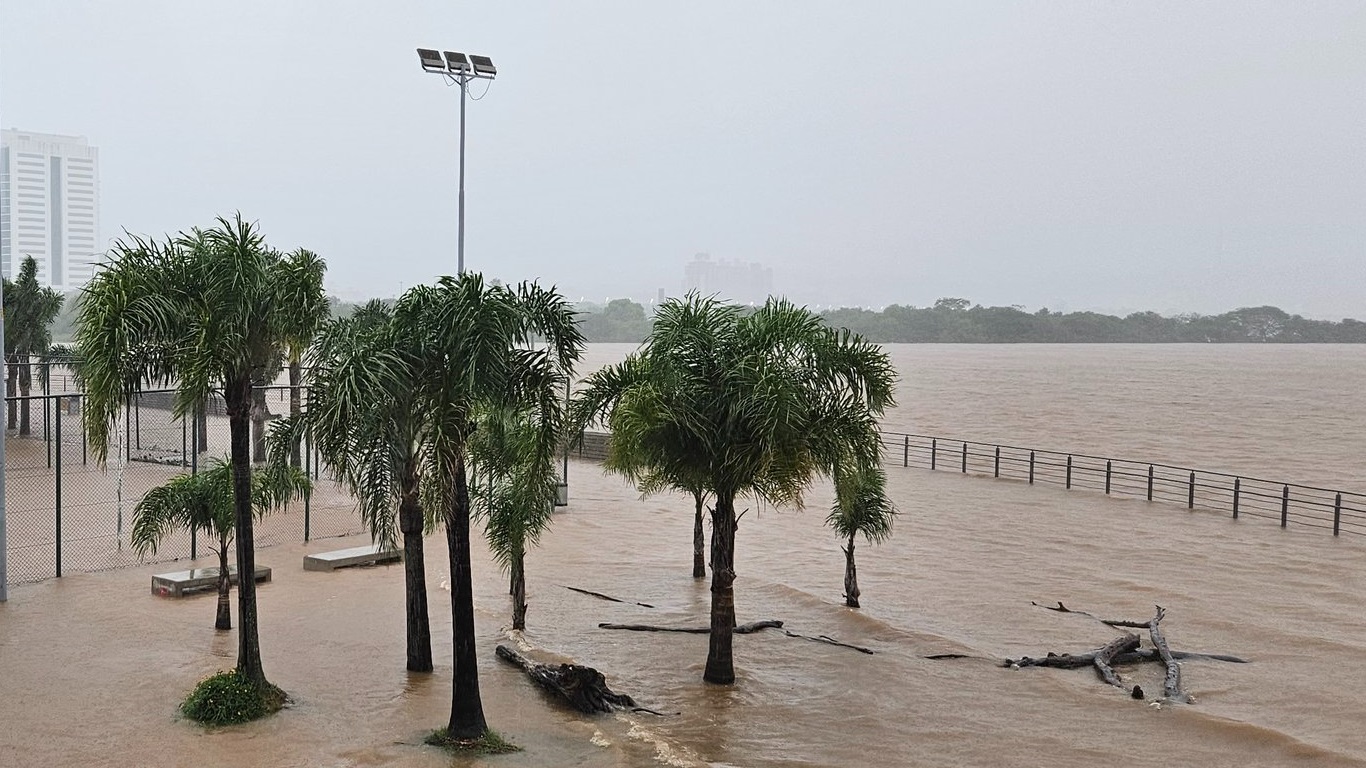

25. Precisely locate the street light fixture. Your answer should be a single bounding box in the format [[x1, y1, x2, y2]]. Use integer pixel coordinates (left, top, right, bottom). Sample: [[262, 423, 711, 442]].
[[416, 47, 497, 275]]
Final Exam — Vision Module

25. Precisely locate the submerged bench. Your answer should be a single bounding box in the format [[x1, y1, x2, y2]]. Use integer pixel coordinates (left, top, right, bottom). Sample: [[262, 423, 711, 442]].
[[152, 565, 272, 597], [302, 544, 402, 572]]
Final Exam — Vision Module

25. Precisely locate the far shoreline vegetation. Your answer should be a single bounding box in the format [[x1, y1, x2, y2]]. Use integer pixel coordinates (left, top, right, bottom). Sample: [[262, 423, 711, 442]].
[[47, 292, 1366, 345]]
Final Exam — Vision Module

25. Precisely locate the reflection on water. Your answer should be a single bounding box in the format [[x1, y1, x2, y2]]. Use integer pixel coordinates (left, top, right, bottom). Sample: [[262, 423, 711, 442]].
[[6, 344, 1366, 767]]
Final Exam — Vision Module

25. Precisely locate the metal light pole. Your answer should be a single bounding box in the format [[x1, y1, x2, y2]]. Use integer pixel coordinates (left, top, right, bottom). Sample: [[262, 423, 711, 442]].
[[417, 48, 497, 275]]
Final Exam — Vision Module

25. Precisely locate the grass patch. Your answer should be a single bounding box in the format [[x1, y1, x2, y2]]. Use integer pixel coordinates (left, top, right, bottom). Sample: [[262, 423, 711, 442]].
[[181, 670, 288, 726], [425, 728, 522, 755]]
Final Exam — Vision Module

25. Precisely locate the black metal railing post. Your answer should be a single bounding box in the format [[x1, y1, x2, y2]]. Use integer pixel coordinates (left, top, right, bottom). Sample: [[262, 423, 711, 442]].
[[1281, 485, 1289, 528], [1233, 478, 1241, 519], [1147, 465, 1154, 501], [1028, 451, 1035, 484], [1105, 461, 1112, 494], [1334, 492, 1342, 536], [994, 446, 1000, 478], [1066, 455, 1073, 489], [930, 438, 937, 470], [961, 442, 968, 473], [1188, 471, 1196, 509], [903, 435, 908, 468]]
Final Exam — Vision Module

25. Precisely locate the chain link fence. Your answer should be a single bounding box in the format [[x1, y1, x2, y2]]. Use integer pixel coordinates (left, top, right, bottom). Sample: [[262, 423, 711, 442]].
[[4, 378, 367, 586]]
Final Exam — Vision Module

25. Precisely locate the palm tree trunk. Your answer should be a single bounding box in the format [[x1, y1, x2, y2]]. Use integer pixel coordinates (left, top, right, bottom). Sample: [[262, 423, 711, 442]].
[[195, 399, 209, 453], [704, 492, 738, 685], [511, 549, 527, 631], [227, 374, 268, 688], [288, 359, 302, 467], [18, 358, 31, 436], [251, 381, 268, 464], [6, 360, 17, 430], [446, 450, 488, 739], [399, 476, 433, 673], [843, 533, 860, 609], [692, 491, 706, 578], [215, 544, 232, 630]]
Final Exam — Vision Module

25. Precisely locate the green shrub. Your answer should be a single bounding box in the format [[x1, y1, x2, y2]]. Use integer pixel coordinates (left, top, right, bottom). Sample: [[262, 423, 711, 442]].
[[181, 670, 285, 725], [425, 728, 521, 755]]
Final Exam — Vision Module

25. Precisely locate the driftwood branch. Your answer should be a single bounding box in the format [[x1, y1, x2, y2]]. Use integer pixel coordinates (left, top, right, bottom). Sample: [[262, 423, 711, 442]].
[[1031, 601, 1154, 628], [1147, 606, 1192, 703], [563, 585, 655, 609], [495, 645, 637, 714], [1093, 633, 1141, 688], [597, 619, 783, 634], [1003, 648, 1247, 669], [597, 620, 874, 654]]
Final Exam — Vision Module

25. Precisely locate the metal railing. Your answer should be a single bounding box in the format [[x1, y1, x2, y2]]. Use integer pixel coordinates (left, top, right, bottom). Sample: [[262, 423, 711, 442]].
[[880, 431, 1366, 537]]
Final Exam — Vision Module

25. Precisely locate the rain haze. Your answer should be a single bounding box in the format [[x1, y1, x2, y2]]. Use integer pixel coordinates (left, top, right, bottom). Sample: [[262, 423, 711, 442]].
[[2, 1, 1364, 317]]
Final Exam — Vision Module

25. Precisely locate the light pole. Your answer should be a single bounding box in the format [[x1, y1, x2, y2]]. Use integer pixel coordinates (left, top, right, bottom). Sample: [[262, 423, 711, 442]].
[[417, 48, 497, 275]]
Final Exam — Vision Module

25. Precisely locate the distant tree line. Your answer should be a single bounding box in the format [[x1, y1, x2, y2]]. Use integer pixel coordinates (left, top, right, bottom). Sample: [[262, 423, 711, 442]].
[[570, 296, 1366, 343]]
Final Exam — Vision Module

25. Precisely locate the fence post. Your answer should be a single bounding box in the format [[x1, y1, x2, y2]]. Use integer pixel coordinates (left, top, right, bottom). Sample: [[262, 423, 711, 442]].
[[1334, 492, 1342, 536], [961, 442, 968, 473], [930, 438, 937, 470], [80, 395, 86, 466], [1066, 455, 1072, 489], [1028, 451, 1035, 484], [304, 431, 312, 543], [1105, 461, 1112, 494], [134, 391, 141, 450], [1233, 478, 1240, 519], [1147, 465, 1154, 501], [45, 380, 52, 469], [1280, 485, 1289, 528], [55, 396, 62, 578], [1188, 471, 1196, 509], [994, 446, 1000, 478], [903, 435, 908, 468]]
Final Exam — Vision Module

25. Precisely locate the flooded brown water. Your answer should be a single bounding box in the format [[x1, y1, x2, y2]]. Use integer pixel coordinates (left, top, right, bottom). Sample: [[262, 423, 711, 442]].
[[5, 344, 1366, 767]]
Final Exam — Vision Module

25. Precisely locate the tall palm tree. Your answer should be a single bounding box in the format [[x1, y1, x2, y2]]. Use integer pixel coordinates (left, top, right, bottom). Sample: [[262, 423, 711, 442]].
[[276, 249, 328, 467], [75, 213, 325, 691], [397, 274, 583, 741], [469, 404, 559, 631], [268, 299, 436, 672], [132, 459, 310, 628], [826, 463, 896, 609], [571, 294, 896, 685]]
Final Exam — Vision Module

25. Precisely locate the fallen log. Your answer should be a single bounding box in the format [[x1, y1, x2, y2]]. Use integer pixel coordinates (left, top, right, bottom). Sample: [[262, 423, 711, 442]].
[[563, 585, 655, 608], [1147, 606, 1191, 703], [1093, 633, 1141, 688], [1031, 601, 1154, 628], [597, 619, 784, 634], [495, 645, 637, 714], [1004, 648, 1248, 669], [782, 630, 875, 655]]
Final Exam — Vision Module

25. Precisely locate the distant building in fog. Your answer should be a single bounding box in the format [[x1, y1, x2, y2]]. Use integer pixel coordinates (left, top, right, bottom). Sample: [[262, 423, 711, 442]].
[[682, 253, 773, 305], [0, 129, 101, 290]]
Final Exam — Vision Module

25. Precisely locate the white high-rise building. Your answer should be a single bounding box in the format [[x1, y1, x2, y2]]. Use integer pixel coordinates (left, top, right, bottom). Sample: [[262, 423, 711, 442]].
[[0, 129, 101, 290]]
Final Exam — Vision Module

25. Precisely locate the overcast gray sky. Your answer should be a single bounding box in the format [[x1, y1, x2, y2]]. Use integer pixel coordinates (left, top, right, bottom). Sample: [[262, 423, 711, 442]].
[[3, 1, 1363, 317]]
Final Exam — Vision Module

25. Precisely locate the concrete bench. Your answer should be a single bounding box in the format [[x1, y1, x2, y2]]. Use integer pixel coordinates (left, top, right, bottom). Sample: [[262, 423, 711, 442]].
[[152, 565, 272, 597], [302, 544, 402, 572]]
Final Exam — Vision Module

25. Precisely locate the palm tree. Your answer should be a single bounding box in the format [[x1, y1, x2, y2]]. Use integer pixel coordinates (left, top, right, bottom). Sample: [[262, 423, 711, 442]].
[[132, 460, 309, 629], [75, 213, 325, 691], [277, 249, 328, 467], [268, 299, 436, 673], [3, 257, 64, 435], [570, 294, 896, 685], [469, 404, 559, 631], [397, 274, 583, 741], [826, 463, 896, 608]]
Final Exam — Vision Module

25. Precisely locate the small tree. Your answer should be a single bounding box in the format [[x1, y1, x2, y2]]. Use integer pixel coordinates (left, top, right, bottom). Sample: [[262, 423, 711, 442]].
[[826, 463, 896, 608], [3, 256, 63, 435], [469, 405, 558, 631], [132, 460, 309, 628]]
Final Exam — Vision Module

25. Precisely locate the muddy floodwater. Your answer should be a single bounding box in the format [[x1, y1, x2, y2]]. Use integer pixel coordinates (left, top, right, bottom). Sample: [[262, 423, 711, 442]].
[[4, 344, 1366, 767]]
